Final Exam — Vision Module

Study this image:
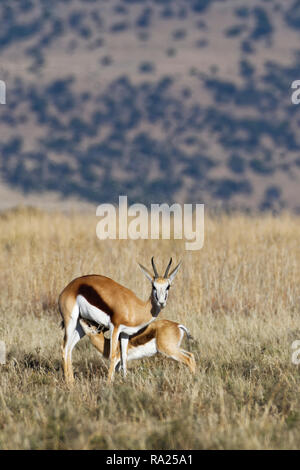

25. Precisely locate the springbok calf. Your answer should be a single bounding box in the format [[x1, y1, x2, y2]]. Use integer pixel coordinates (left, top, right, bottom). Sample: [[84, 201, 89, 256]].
[[59, 257, 181, 384], [79, 318, 196, 374]]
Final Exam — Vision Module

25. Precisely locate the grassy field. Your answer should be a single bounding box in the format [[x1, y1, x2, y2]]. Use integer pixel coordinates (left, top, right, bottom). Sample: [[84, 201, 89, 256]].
[[0, 207, 300, 449]]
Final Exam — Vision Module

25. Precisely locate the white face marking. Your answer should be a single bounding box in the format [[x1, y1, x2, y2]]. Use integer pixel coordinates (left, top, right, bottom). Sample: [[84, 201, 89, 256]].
[[152, 279, 170, 308], [77, 295, 111, 328]]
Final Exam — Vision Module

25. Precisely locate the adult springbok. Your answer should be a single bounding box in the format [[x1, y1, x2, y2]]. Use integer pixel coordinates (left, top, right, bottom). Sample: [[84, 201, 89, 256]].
[[59, 257, 181, 384], [79, 318, 196, 374]]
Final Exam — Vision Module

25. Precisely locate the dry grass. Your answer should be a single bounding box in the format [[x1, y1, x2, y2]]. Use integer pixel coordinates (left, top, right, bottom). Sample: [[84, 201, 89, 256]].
[[0, 207, 300, 449]]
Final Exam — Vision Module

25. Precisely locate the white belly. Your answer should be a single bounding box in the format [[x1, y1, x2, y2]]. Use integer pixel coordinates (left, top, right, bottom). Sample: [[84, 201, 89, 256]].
[[127, 339, 157, 362], [119, 318, 155, 336], [77, 295, 111, 328]]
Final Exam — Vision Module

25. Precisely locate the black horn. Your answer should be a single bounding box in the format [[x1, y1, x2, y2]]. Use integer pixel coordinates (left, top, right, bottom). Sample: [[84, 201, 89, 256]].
[[151, 257, 159, 278], [164, 258, 173, 278]]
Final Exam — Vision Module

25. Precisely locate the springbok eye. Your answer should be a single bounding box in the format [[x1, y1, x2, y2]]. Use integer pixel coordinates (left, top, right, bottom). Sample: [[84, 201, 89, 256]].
[[166, 285, 170, 291]]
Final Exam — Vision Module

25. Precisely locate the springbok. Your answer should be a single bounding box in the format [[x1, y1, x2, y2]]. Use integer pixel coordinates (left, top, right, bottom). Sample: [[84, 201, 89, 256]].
[[79, 318, 196, 374], [58, 257, 181, 384]]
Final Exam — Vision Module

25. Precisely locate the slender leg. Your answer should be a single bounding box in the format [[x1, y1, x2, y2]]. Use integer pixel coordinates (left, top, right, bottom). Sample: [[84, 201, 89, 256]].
[[63, 320, 85, 385], [62, 302, 88, 385], [175, 349, 196, 374], [160, 342, 196, 374], [79, 319, 122, 374], [62, 304, 79, 385], [120, 333, 129, 378], [107, 325, 120, 383], [70, 324, 85, 382]]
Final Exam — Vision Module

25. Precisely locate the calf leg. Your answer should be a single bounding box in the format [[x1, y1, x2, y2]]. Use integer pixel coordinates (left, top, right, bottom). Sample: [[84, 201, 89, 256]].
[[120, 333, 129, 378], [107, 326, 121, 383]]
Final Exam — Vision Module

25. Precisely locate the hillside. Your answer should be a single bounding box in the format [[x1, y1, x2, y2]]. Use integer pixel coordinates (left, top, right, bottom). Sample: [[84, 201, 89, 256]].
[[0, 0, 300, 210]]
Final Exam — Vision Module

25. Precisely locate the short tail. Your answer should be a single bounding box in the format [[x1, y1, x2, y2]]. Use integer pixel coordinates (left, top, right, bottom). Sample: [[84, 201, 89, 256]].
[[180, 325, 197, 353], [178, 324, 194, 341]]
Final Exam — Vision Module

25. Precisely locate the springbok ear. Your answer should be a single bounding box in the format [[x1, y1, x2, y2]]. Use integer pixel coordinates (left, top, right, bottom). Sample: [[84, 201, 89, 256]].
[[138, 263, 153, 283], [168, 261, 182, 283]]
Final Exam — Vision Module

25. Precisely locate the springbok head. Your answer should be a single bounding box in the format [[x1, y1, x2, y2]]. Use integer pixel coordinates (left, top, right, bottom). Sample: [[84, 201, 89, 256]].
[[138, 257, 181, 308]]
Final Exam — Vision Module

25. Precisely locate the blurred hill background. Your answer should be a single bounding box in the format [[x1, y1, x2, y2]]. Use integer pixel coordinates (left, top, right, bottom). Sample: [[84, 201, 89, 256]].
[[0, 0, 300, 211]]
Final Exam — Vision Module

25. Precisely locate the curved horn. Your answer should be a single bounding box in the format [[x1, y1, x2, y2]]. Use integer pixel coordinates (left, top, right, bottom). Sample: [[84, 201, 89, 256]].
[[151, 257, 159, 278], [168, 260, 182, 283], [164, 257, 172, 278]]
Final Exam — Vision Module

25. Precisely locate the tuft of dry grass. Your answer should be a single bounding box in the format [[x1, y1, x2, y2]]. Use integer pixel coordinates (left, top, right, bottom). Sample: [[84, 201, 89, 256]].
[[0, 207, 300, 449]]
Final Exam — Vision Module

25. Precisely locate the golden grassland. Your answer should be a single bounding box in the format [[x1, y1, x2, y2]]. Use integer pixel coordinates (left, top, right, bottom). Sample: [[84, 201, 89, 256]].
[[0, 206, 300, 449]]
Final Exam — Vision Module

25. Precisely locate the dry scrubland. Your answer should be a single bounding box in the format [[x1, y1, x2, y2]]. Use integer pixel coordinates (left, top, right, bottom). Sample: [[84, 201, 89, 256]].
[[0, 207, 300, 449]]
